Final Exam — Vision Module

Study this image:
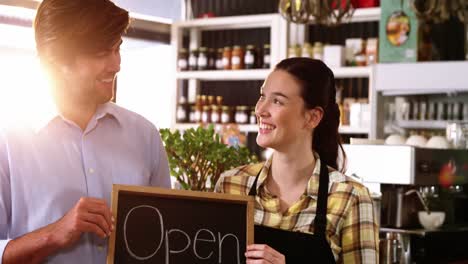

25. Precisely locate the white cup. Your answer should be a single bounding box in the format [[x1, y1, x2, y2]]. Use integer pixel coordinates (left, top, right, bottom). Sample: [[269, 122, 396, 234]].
[[418, 211, 445, 230]]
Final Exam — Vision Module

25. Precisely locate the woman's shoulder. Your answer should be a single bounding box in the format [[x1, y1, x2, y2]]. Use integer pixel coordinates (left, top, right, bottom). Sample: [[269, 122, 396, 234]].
[[328, 167, 372, 198], [215, 162, 264, 195]]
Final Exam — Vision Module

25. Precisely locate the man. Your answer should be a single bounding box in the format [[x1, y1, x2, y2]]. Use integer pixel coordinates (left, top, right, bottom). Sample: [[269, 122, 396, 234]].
[[0, 0, 171, 263]]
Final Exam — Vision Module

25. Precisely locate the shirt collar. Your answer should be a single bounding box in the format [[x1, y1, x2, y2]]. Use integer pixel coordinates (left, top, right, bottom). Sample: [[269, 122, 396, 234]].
[[256, 152, 325, 200], [33, 102, 121, 134]]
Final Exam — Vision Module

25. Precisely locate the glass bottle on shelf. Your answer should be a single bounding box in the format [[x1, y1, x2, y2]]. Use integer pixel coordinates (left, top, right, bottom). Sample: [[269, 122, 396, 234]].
[[263, 44, 270, 69], [177, 48, 188, 71], [222, 46, 232, 70], [188, 49, 198, 71], [244, 45, 256, 69], [231, 45, 244, 70], [211, 105, 220, 124], [249, 107, 257, 124], [201, 105, 211, 123], [221, 106, 231, 124], [313, 42, 324, 61], [215, 48, 224, 70], [176, 96, 188, 123], [197, 47, 208, 70], [216, 96, 223, 106], [235, 106, 249, 124], [189, 105, 196, 123], [194, 95, 203, 123], [208, 48, 216, 70]]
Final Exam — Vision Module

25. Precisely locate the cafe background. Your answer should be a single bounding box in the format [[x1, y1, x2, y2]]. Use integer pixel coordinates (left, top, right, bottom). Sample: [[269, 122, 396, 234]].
[[1, 0, 468, 263]]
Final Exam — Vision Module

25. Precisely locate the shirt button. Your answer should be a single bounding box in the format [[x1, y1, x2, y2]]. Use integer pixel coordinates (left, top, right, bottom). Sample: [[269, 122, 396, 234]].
[[89, 168, 95, 174]]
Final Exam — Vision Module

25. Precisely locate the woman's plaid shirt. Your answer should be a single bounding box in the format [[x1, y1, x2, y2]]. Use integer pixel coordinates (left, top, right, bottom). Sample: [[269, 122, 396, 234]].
[[214, 154, 379, 264]]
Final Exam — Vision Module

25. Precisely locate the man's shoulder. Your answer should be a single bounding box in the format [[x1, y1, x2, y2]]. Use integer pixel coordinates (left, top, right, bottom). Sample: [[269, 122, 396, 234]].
[[106, 103, 157, 130]]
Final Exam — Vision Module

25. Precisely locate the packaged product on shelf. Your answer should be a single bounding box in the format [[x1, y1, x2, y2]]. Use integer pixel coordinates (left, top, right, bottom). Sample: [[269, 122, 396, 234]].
[[244, 45, 256, 69], [176, 96, 188, 123], [312, 42, 324, 60], [354, 40, 368, 66], [177, 48, 188, 71], [235, 106, 249, 124], [323, 45, 345, 67], [189, 49, 198, 71], [189, 105, 196, 123], [222, 46, 232, 70], [207, 95, 215, 106], [366, 38, 379, 64], [263, 44, 270, 68], [231, 45, 245, 70], [301, 42, 313, 58], [249, 108, 257, 124], [221, 106, 231, 124], [211, 105, 220, 123], [215, 48, 224, 70], [197, 47, 208, 70], [208, 48, 216, 70], [345, 38, 364, 66], [216, 95, 223, 106], [288, 44, 301, 58], [194, 95, 203, 123], [201, 105, 211, 123], [342, 98, 356, 125]]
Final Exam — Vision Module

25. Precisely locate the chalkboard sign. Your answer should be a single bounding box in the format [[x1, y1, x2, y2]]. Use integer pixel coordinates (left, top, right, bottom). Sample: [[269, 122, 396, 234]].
[[107, 184, 254, 264]]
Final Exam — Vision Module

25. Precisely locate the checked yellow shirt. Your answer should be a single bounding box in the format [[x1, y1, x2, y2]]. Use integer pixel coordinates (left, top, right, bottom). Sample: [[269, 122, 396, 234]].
[[214, 154, 379, 264]]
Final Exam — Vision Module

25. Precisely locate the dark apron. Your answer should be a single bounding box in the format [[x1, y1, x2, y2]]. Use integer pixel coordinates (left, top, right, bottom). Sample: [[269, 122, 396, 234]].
[[248, 161, 336, 263]]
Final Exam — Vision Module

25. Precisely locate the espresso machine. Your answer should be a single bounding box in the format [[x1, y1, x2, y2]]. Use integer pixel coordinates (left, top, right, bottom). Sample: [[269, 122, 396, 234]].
[[344, 145, 468, 264]]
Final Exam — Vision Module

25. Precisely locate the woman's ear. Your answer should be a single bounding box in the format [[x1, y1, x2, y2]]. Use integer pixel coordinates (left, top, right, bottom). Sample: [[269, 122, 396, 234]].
[[305, 107, 324, 129]]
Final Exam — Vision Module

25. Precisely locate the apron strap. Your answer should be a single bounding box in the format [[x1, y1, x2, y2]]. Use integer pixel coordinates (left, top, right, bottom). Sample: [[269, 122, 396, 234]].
[[248, 159, 330, 237]]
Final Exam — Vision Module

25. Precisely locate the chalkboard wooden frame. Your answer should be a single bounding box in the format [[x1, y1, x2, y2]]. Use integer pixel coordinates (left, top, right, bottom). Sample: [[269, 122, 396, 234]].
[[107, 184, 255, 263]]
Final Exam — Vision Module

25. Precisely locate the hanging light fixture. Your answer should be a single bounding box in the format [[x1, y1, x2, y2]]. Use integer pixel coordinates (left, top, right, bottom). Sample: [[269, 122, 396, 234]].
[[279, 0, 355, 25]]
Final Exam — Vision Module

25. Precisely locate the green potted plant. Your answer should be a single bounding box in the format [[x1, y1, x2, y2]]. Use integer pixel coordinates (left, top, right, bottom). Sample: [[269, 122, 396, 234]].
[[160, 125, 257, 191]]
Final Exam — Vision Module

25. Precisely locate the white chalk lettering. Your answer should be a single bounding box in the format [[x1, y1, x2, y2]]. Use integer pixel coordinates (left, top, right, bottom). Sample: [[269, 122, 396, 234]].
[[123, 205, 164, 260], [123, 205, 241, 264], [193, 229, 215, 260], [218, 232, 240, 264]]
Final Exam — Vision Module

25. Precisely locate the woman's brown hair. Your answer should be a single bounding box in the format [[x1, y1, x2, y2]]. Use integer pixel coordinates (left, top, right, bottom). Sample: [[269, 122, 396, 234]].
[[275, 58, 346, 172], [34, 0, 129, 66]]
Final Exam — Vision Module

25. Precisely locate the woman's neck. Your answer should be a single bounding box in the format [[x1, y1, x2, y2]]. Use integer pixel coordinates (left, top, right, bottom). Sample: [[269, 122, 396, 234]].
[[270, 149, 316, 189]]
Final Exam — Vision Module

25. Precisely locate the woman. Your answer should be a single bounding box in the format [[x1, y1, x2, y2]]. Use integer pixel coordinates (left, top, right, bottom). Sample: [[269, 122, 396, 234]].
[[215, 58, 378, 263]]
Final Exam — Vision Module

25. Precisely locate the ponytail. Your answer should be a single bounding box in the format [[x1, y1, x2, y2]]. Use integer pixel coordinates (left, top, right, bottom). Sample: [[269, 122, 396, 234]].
[[275, 58, 346, 172]]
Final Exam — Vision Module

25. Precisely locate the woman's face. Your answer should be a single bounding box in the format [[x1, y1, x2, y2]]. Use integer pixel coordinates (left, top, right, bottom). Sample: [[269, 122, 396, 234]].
[[255, 70, 318, 151]]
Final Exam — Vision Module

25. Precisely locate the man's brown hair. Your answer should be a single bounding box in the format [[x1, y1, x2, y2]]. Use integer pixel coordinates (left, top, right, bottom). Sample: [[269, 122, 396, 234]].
[[34, 0, 130, 66]]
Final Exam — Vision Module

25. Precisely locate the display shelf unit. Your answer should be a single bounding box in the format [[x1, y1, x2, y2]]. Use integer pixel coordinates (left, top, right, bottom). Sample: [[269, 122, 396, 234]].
[[171, 7, 383, 136]]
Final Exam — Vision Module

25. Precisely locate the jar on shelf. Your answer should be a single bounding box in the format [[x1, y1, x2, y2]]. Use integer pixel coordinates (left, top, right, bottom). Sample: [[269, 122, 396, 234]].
[[208, 48, 216, 70], [302, 42, 313, 58], [313, 42, 324, 61], [188, 49, 198, 71], [263, 44, 270, 69], [215, 48, 224, 70], [211, 105, 220, 124], [194, 95, 203, 123], [244, 45, 256, 69], [176, 96, 188, 123], [288, 44, 301, 58], [216, 96, 223, 106], [201, 105, 211, 123], [207, 95, 215, 106], [235, 106, 249, 124], [221, 106, 231, 124], [249, 107, 257, 124], [177, 48, 188, 71], [197, 47, 208, 70], [189, 105, 196, 123], [231, 45, 244, 70], [222, 46, 232, 70]]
